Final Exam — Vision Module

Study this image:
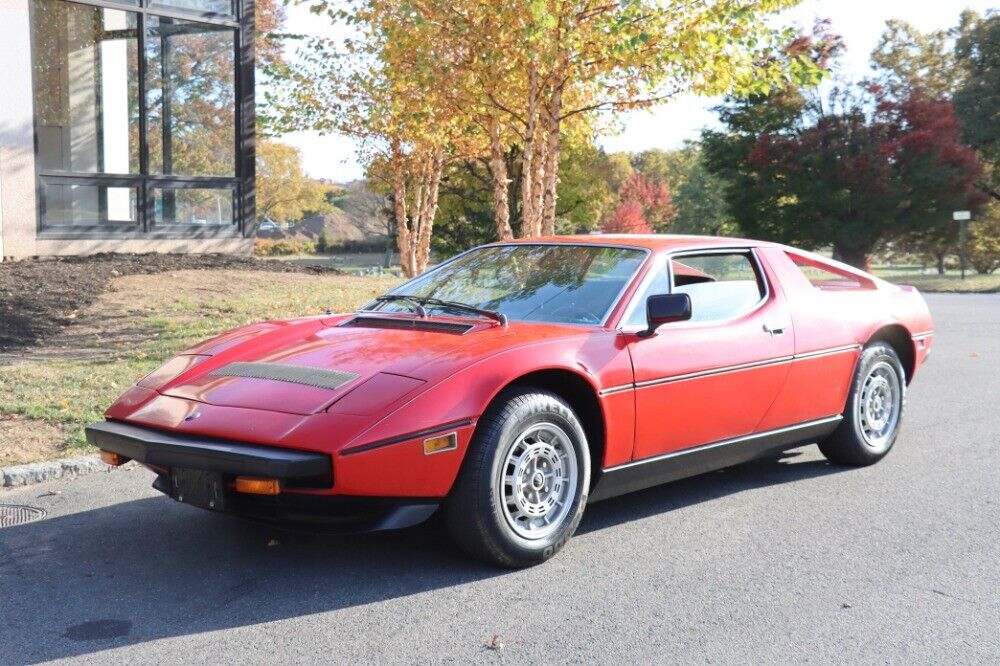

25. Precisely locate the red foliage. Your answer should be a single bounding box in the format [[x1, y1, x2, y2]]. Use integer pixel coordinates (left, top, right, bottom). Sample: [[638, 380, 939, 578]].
[[602, 200, 652, 234], [603, 172, 675, 233]]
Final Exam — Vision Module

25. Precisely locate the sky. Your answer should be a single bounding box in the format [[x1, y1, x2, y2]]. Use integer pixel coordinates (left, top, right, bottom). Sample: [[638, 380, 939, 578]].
[[279, 0, 997, 183]]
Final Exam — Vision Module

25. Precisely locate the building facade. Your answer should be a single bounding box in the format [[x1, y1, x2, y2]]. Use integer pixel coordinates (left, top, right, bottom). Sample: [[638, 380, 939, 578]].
[[0, 0, 254, 259]]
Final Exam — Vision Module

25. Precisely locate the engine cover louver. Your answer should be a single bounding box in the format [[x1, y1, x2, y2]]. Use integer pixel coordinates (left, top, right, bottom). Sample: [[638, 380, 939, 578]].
[[208, 362, 359, 390], [341, 315, 474, 335]]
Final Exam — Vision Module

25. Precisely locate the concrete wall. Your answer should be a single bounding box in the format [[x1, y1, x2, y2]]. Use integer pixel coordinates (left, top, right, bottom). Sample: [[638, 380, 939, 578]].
[[0, 0, 40, 260]]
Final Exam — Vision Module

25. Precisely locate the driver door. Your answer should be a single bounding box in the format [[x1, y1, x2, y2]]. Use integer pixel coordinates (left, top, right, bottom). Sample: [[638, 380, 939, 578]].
[[625, 250, 793, 460]]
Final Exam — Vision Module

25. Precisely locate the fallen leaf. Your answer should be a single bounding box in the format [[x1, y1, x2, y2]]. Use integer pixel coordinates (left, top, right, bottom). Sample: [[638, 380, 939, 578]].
[[38, 490, 61, 497], [970, 352, 980, 357], [485, 635, 504, 651], [841, 602, 852, 609]]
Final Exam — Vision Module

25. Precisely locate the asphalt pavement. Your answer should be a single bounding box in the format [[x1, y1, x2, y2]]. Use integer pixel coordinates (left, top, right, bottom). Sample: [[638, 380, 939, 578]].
[[1, 293, 997, 664]]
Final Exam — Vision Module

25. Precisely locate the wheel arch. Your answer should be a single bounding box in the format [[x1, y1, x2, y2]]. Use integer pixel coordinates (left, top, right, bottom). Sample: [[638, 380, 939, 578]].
[[486, 368, 607, 488], [866, 324, 915, 383]]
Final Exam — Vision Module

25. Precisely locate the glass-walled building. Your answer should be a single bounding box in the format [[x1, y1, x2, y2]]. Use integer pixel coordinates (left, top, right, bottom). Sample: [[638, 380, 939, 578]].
[[0, 0, 254, 258]]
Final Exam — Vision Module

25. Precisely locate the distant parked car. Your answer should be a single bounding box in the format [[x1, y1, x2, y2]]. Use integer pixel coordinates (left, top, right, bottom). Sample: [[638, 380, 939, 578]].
[[87, 235, 933, 567], [257, 218, 279, 231]]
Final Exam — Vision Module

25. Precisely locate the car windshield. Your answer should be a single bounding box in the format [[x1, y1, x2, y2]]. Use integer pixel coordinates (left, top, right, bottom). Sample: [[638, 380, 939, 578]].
[[367, 244, 647, 325]]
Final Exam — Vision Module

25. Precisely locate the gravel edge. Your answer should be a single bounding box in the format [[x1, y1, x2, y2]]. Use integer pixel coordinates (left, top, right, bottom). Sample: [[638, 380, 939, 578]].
[[1, 455, 111, 488]]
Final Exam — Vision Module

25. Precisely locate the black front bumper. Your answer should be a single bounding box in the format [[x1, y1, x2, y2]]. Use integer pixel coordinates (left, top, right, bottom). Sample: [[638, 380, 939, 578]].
[[85, 421, 439, 532]]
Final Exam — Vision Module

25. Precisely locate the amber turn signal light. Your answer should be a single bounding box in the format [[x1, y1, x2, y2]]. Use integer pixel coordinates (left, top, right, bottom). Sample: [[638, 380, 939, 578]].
[[100, 450, 127, 466], [423, 432, 458, 455], [235, 476, 282, 495]]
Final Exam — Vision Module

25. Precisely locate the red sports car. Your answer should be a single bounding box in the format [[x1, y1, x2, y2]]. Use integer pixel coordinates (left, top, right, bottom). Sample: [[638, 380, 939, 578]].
[[87, 236, 933, 566]]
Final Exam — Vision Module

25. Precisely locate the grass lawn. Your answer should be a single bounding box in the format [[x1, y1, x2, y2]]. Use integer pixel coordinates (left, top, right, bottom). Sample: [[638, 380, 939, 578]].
[[0, 269, 400, 465], [874, 267, 1000, 293]]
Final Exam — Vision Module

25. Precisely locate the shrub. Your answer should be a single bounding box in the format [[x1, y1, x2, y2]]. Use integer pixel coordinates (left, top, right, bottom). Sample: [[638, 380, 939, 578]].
[[253, 239, 317, 256], [316, 230, 331, 254]]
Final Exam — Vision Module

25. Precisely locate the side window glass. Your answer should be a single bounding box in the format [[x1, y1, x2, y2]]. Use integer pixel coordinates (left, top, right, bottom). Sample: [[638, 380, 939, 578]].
[[671, 253, 765, 322], [624, 266, 671, 328]]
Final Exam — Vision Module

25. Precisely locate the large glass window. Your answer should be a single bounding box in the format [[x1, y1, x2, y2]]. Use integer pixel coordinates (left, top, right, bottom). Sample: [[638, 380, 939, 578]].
[[31, 1, 140, 175], [145, 16, 236, 177], [41, 181, 138, 227], [153, 186, 234, 226], [30, 0, 247, 234], [150, 0, 233, 16]]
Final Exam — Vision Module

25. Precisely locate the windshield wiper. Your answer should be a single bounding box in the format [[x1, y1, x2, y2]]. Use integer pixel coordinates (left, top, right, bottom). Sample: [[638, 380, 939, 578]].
[[373, 295, 507, 327], [370, 295, 427, 318]]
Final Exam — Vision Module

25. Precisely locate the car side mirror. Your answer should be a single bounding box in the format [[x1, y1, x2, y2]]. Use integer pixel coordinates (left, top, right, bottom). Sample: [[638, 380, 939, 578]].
[[638, 293, 692, 337]]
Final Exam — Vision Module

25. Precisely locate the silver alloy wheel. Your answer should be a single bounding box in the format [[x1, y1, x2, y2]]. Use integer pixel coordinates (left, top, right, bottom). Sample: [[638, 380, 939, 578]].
[[497, 422, 579, 540], [858, 361, 902, 450]]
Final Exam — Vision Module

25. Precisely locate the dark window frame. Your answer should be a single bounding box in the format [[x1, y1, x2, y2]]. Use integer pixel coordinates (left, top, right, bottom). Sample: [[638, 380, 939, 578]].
[[29, 0, 253, 237]]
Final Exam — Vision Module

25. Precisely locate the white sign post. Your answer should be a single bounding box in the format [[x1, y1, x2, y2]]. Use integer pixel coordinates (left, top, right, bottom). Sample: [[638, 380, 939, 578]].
[[953, 211, 971, 279]]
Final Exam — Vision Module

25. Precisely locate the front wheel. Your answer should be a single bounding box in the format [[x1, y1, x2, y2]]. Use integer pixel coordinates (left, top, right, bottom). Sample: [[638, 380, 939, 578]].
[[819, 342, 906, 466], [443, 388, 591, 567]]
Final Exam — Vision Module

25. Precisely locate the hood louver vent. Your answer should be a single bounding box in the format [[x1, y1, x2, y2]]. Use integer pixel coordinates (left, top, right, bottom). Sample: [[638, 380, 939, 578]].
[[341, 315, 474, 335], [208, 362, 359, 390]]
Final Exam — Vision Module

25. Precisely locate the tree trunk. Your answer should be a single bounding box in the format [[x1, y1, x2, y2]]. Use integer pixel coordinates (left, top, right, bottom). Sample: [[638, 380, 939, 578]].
[[833, 243, 871, 271], [528, 134, 546, 237], [488, 118, 514, 241], [540, 83, 563, 237], [935, 252, 945, 275], [414, 149, 444, 275], [519, 63, 540, 238], [390, 139, 414, 278]]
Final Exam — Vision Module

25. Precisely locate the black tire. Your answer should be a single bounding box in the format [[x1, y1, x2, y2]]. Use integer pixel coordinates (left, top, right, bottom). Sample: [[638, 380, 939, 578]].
[[819, 342, 906, 466], [443, 387, 591, 567]]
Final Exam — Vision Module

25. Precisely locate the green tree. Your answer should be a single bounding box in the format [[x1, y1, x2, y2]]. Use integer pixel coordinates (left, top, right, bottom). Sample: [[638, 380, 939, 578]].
[[255, 140, 329, 229], [432, 138, 617, 257], [623, 145, 736, 236], [870, 19, 957, 100], [968, 201, 1000, 274], [953, 10, 1000, 201]]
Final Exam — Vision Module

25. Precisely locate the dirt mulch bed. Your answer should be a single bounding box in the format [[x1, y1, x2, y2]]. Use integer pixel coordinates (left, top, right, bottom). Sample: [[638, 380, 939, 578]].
[[0, 253, 341, 353]]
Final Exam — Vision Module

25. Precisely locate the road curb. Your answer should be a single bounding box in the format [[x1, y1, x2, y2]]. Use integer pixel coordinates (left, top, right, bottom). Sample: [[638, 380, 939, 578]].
[[1, 455, 110, 489]]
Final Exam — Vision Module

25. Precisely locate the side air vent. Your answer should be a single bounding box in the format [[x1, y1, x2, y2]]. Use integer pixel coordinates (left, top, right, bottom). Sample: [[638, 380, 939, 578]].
[[341, 315, 474, 335]]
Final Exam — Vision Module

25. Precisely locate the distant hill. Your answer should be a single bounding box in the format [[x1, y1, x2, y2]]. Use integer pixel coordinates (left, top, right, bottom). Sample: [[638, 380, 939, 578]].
[[256, 181, 390, 246]]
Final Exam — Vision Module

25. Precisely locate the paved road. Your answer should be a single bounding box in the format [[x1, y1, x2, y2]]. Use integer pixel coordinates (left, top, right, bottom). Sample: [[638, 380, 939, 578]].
[[1, 293, 998, 664]]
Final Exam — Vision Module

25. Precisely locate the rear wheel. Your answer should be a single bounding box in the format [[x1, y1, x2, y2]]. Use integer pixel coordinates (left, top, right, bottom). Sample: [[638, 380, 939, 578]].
[[819, 342, 906, 466], [443, 388, 590, 567]]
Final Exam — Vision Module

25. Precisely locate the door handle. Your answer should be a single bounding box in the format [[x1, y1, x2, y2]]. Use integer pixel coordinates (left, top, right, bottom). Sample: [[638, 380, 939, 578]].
[[763, 322, 786, 336]]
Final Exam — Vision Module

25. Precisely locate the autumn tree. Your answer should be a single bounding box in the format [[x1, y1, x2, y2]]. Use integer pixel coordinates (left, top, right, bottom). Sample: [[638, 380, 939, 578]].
[[615, 172, 675, 231], [602, 201, 652, 234], [704, 87, 986, 269], [269, 0, 833, 269], [255, 140, 328, 227]]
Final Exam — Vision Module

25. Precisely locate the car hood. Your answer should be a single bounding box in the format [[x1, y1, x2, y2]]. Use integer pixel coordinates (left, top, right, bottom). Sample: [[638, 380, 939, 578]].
[[157, 314, 588, 415]]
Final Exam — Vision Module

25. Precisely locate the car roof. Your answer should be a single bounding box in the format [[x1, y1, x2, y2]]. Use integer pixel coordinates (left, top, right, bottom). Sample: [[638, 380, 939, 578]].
[[501, 234, 774, 253]]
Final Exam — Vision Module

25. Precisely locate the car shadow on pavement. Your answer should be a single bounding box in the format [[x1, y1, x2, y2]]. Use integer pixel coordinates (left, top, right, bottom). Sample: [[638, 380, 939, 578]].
[[0, 448, 845, 662]]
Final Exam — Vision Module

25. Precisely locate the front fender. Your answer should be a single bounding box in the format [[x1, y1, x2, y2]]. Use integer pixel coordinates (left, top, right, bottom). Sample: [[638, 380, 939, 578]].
[[320, 329, 634, 497]]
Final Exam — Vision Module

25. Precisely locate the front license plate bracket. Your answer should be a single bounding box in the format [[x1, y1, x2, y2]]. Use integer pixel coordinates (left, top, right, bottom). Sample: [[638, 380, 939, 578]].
[[171, 468, 226, 511]]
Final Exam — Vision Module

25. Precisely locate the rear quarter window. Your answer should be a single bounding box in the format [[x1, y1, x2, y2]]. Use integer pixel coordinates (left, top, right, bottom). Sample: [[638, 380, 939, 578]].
[[787, 252, 875, 290]]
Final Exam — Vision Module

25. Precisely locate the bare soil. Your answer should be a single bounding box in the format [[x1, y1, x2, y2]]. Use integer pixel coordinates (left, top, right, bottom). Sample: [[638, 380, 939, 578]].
[[0, 416, 70, 466], [0, 253, 341, 353]]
